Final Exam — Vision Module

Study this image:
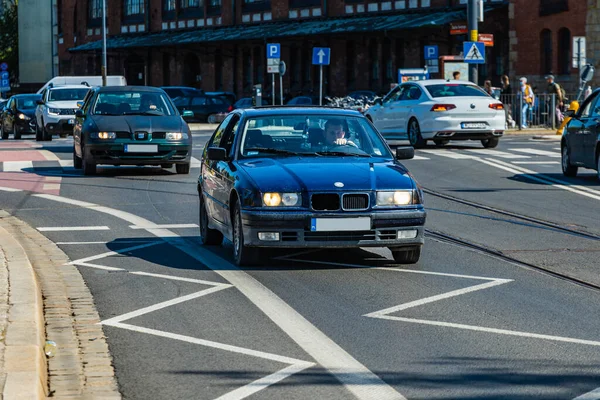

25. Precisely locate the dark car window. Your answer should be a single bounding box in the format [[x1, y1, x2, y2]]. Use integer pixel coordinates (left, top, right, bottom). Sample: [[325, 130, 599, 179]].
[[221, 115, 241, 156], [191, 96, 208, 106], [16, 96, 40, 109], [210, 97, 226, 105], [209, 114, 234, 148], [425, 84, 489, 98], [400, 86, 422, 101], [48, 88, 90, 101], [240, 115, 392, 158], [93, 91, 176, 116]]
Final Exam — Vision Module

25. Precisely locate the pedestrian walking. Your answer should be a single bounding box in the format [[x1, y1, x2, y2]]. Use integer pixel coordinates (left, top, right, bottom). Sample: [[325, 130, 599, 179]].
[[546, 75, 565, 125], [483, 80, 493, 96], [518, 77, 534, 129], [500, 75, 515, 128]]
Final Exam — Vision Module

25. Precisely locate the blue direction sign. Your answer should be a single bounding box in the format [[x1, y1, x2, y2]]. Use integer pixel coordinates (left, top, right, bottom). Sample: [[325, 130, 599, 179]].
[[463, 42, 485, 64], [266, 43, 280, 59], [312, 47, 330, 65], [424, 45, 438, 60], [0, 63, 8, 71], [0, 71, 8, 80], [1, 79, 10, 89]]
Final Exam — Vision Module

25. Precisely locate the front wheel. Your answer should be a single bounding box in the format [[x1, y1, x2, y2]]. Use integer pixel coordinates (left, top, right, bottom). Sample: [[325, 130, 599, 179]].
[[232, 203, 260, 266], [1, 123, 7, 140], [199, 195, 223, 245], [390, 246, 421, 264], [561, 144, 578, 177], [481, 138, 499, 148], [408, 119, 426, 149], [176, 163, 190, 174], [596, 154, 600, 182], [82, 146, 96, 175], [73, 145, 82, 169], [13, 124, 21, 140]]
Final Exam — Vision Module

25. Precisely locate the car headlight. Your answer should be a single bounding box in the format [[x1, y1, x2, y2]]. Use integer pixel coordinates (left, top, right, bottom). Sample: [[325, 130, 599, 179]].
[[262, 192, 301, 207], [376, 190, 413, 206], [48, 108, 60, 115], [90, 131, 116, 140], [18, 113, 29, 120], [166, 132, 188, 140]]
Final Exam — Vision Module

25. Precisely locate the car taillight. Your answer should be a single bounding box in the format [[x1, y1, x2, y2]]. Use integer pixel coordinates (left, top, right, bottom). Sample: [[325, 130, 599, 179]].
[[430, 104, 456, 112], [489, 103, 504, 110], [227, 105, 233, 112]]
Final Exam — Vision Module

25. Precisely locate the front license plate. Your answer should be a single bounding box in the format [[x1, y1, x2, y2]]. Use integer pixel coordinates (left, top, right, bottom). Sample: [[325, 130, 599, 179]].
[[461, 122, 488, 129], [125, 144, 158, 153], [68, 119, 74, 124], [310, 217, 371, 232]]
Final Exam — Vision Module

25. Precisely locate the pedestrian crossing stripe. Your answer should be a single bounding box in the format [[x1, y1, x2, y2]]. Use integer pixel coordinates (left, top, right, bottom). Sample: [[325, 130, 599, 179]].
[[0, 157, 202, 173]]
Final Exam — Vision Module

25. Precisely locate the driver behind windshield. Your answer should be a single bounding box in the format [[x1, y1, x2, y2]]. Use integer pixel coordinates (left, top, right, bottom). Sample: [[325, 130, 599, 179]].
[[140, 94, 159, 112], [323, 119, 357, 148]]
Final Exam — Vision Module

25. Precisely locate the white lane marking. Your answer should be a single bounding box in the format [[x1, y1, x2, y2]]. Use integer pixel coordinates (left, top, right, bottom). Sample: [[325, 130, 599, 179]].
[[511, 161, 560, 165], [0, 186, 22, 192], [35, 193, 405, 400], [372, 315, 600, 347], [420, 150, 475, 159], [58, 160, 74, 167], [67, 241, 163, 265], [101, 285, 232, 325], [130, 271, 231, 287], [411, 155, 430, 160], [509, 148, 561, 157], [191, 157, 201, 167], [464, 149, 530, 159], [129, 223, 199, 230], [2, 161, 33, 172], [574, 387, 600, 400], [42, 183, 61, 190], [37, 225, 110, 232], [76, 262, 125, 272], [56, 240, 155, 245], [553, 147, 561, 151], [40, 150, 60, 161]]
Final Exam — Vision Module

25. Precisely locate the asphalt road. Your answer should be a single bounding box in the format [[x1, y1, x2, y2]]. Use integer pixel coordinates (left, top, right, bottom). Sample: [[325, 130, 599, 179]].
[[1, 131, 600, 399]]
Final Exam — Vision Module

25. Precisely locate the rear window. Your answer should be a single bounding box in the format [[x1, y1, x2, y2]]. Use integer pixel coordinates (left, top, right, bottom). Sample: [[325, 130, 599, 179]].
[[425, 84, 489, 98]]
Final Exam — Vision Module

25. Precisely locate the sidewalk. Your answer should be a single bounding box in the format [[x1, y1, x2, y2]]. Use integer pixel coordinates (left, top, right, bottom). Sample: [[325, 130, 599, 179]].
[[0, 211, 120, 399], [505, 127, 562, 141]]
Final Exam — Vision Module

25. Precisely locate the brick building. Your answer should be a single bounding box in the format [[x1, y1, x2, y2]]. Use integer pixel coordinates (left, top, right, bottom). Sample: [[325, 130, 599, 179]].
[[509, 0, 587, 94], [60, 0, 509, 99]]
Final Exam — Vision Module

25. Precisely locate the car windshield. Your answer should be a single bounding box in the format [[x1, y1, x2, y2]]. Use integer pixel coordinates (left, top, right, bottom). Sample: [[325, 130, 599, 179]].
[[16, 96, 40, 109], [240, 115, 392, 158], [92, 91, 176, 116], [48, 88, 90, 101], [425, 84, 489, 98]]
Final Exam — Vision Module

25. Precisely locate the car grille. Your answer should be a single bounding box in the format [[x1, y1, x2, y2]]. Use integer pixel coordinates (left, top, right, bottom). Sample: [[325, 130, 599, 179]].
[[57, 108, 78, 115], [311, 193, 340, 211], [342, 194, 369, 210], [152, 132, 166, 139], [303, 229, 403, 242], [116, 132, 131, 139]]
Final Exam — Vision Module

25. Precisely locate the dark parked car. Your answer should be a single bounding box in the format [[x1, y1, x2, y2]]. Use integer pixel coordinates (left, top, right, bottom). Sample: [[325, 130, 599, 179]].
[[1, 94, 41, 139], [198, 107, 425, 265], [205, 91, 236, 106], [73, 86, 193, 175], [562, 88, 600, 181], [173, 94, 232, 122], [286, 96, 321, 105], [161, 86, 204, 99], [233, 97, 269, 109]]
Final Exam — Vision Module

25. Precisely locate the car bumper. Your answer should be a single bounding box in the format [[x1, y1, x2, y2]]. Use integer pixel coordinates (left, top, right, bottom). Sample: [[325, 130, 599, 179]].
[[15, 120, 36, 133], [241, 208, 426, 249], [45, 116, 75, 135], [84, 142, 192, 165], [421, 115, 505, 140]]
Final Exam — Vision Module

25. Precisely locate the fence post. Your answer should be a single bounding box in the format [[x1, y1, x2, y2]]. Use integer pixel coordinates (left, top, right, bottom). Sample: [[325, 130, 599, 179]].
[[519, 92, 523, 130], [551, 94, 556, 130]]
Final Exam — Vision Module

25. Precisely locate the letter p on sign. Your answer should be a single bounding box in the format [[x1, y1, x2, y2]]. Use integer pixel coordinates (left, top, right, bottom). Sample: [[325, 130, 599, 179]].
[[267, 43, 280, 59]]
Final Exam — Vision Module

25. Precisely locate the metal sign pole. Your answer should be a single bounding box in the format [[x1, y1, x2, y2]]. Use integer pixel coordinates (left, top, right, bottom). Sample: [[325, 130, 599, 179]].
[[101, 0, 107, 86], [319, 65, 323, 106], [279, 73, 283, 106], [272, 73, 275, 105], [467, 0, 478, 84]]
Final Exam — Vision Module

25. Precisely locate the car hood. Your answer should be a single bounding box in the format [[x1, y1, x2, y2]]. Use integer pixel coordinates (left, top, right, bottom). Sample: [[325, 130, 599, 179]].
[[238, 157, 414, 192], [46, 101, 80, 109], [91, 115, 184, 132]]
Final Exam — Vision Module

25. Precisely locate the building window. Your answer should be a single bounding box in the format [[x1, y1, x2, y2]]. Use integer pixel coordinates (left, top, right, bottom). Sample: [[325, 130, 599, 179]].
[[242, 0, 271, 13], [207, 0, 221, 15], [557, 28, 571, 75], [180, 0, 203, 17], [289, 0, 320, 8], [88, 0, 102, 27], [163, 0, 176, 19], [124, 0, 145, 23], [539, 0, 568, 16], [540, 29, 553, 75]]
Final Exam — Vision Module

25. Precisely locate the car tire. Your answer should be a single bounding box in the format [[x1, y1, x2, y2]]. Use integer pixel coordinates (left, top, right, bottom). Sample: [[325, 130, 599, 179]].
[[596, 153, 600, 182], [82, 146, 96, 175], [161, 163, 173, 169], [207, 114, 216, 124], [1, 123, 7, 140], [408, 119, 426, 149], [42, 121, 52, 141], [481, 138, 499, 148], [175, 163, 190, 174], [391, 246, 421, 264], [433, 139, 449, 147], [73, 145, 82, 169], [561, 144, 578, 177], [232, 202, 260, 266], [59, 133, 67, 139], [13, 124, 21, 140], [199, 194, 223, 246]]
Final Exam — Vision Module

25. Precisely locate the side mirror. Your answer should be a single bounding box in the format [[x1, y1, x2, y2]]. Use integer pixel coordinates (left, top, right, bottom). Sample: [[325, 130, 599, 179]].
[[395, 146, 415, 160], [36, 99, 44, 105], [581, 64, 595, 82], [207, 147, 227, 161], [76, 101, 84, 108], [182, 110, 194, 120], [75, 109, 84, 118]]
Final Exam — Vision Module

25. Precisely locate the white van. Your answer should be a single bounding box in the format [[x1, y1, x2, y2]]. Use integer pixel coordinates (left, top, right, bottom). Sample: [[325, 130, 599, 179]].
[[37, 75, 127, 94]]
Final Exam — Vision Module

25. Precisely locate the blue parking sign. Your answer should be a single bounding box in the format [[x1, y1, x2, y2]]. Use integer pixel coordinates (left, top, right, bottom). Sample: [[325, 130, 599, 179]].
[[267, 43, 280, 59], [1, 79, 9, 87], [424, 45, 438, 60], [0, 72, 8, 80]]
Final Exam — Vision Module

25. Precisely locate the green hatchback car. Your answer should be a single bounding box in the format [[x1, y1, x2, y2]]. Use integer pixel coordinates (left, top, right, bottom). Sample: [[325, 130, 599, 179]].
[[73, 86, 194, 175]]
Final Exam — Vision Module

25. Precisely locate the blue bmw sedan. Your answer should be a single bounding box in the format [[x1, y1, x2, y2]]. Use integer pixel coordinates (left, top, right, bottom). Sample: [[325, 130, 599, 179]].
[[198, 106, 426, 266]]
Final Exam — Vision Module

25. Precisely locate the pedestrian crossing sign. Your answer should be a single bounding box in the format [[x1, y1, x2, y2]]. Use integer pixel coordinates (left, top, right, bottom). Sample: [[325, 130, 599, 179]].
[[463, 42, 485, 64]]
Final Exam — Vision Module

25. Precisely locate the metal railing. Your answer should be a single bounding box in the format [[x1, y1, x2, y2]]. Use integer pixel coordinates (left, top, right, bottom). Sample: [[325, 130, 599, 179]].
[[497, 93, 576, 130]]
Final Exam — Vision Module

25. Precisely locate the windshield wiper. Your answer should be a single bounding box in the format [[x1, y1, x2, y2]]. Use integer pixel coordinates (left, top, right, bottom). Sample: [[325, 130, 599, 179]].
[[247, 147, 310, 156], [314, 151, 372, 157]]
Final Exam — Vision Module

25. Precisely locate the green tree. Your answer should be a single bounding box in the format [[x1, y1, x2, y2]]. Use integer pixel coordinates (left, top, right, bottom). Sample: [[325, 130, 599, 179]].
[[0, 0, 18, 82]]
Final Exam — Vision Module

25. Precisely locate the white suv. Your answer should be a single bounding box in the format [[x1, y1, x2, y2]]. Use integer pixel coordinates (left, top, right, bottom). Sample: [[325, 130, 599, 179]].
[[34, 84, 92, 141]]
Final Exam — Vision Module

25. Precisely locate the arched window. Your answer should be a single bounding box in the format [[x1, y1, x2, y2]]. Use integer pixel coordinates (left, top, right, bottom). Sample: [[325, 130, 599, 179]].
[[540, 29, 553, 75], [557, 28, 571, 75]]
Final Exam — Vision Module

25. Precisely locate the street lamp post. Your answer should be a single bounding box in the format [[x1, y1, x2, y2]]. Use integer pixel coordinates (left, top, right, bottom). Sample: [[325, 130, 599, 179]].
[[101, 0, 107, 86], [467, 0, 478, 84]]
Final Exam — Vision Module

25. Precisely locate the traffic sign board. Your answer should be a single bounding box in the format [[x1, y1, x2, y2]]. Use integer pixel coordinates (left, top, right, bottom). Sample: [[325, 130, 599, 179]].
[[267, 43, 280, 59], [267, 58, 280, 74], [0, 63, 8, 71], [279, 61, 286, 76], [1, 79, 9, 88], [463, 42, 485, 64], [424, 45, 438, 60], [1, 71, 9, 80], [312, 47, 330, 65]]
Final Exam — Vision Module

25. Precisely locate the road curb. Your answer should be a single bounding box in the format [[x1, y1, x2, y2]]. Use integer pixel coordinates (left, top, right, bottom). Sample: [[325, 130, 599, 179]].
[[0, 211, 47, 399], [0, 211, 121, 399]]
